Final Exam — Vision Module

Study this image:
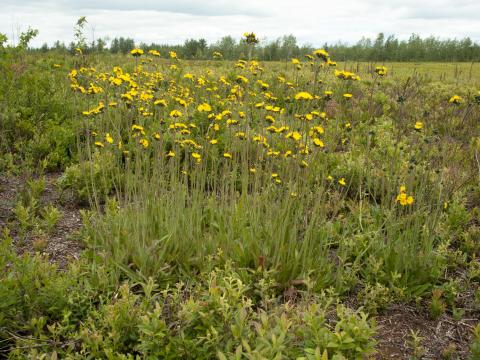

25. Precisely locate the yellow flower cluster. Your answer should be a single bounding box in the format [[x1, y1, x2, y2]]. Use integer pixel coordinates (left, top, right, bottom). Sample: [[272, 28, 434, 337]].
[[375, 66, 388, 76], [396, 186, 414, 206], [72, 41, 401, 191], [335, 70, 360, 81]]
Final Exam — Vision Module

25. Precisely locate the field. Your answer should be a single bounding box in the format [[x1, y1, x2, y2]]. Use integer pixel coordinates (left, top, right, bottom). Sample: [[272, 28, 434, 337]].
[[1, 45, 480, 359]]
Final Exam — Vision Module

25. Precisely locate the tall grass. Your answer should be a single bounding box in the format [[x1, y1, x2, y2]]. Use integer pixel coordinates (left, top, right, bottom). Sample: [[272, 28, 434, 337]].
[[67, 53, 480, 297]]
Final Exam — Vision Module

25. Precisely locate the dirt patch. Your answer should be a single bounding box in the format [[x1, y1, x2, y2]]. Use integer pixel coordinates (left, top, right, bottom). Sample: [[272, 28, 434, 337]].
[[374, 304, 476, 359], [0, 172, 85, 268], [0, 175, 23, 230]]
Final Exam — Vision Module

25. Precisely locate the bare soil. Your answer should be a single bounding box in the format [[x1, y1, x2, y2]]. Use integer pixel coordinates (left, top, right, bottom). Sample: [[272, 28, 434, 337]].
[[374, 303, 476, 359], [0, 172, 84, 268]]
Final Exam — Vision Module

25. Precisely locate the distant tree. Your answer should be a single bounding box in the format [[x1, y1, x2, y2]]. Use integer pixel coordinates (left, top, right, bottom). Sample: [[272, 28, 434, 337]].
[[263, 39, 280, 61], [184, 39, 203, 58], [40, 42, 49, 53], [110, 37, 135, 54], [214, 36, 237, 59], [280, 34, 299, 61]]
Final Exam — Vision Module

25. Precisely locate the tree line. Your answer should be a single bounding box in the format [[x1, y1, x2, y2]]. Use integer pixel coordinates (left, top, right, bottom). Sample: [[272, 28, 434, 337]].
[[37, 33, 480, 62]]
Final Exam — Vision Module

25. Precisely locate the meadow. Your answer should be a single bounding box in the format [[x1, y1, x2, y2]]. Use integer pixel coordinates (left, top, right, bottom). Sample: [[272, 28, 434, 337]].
[[1, 36, 480, 359]]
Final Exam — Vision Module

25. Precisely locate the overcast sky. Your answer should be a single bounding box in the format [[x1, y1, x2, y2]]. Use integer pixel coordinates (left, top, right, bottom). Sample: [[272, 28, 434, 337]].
[[1, 0, 480, 47]]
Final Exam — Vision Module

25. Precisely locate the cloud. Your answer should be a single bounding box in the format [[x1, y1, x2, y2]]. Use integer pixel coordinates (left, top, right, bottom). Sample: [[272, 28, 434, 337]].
[[3, 0, 268, 17], [1, 0, 479, 47]]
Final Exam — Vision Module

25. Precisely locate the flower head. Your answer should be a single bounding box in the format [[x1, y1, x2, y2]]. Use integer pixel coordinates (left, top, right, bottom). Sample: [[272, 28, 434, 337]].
[[295, 91, 314, 101], [148, 49, 160, 56], [375, 66, 388, 76], [191, 152, 202, 163], [243, 32, 259, 45], [197, 103, 212, 112], [396, 186, 414, 206], [131, 48, 144, 57], [449, 95, 462, 104], [105, 133, 113, 144], [313, 49, 329, 62], [414, 121, 423, 131]]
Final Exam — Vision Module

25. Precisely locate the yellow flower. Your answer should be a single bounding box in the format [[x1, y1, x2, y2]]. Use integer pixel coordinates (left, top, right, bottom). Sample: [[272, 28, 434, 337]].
[[265, 115, 275, 123], [313, 138, 325, 147], [223, 152, 232, 159], [243, 32, 259, 45], [197, 103, 212, 112], [338, 178, 346, 186], [235, 132, 246, 139], [139, 138, 149, 148], [226, 119, 239, 126], [94, 141, 104, 148], [286, 131, 302, 142], [375, 66, 387, 76], [396, 186, 414, 206], [191, 152, 202, 162], [294, 91, 314, 100], [169, 51, 178, 59], [335, 70, 359, 81], [131, 124, 145, 135], [105, 133, 113, 144], [449, 95, 462, 104], [236, 75, 249, 84], [170, 109, 183, 118], [210, 139, 218, 145], [166, 150, 175, 158], [249, 167, 256, 174], [131, 48, 144, 57], [154, 99, 168, 107], [414, 121, 423, 130], [148, 49, 160, 56], [153, 132, 161, 140], [311, 125, 325, 135], [313, 49, 329, 61], [291, 58, 301, 65], [343, 93, 353, 99]]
